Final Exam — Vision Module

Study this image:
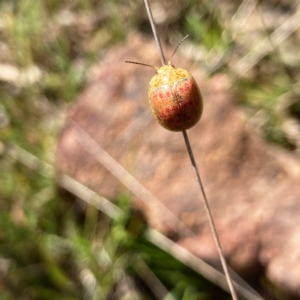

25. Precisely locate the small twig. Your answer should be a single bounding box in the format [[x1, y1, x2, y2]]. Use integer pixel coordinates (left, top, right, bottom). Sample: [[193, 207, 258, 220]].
[[143, 0, 238, 299]]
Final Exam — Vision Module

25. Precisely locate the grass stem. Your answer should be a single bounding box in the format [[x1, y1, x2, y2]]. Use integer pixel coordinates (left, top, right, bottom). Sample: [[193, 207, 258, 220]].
[[143, 0, 166, 66], [182, 130, 238, 300], [143, 0, 238, 299]]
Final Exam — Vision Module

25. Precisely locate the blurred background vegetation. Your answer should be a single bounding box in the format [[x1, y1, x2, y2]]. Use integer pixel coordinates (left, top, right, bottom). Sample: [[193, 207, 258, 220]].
[[0, 0, 299, 299]]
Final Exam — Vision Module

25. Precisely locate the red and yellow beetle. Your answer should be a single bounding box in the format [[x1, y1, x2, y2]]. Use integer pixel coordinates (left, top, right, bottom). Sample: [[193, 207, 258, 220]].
[[126, 37, 203, 132]]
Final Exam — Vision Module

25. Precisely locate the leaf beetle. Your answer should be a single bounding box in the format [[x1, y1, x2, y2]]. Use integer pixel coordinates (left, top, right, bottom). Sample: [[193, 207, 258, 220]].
[[126, 36, 203, 131]]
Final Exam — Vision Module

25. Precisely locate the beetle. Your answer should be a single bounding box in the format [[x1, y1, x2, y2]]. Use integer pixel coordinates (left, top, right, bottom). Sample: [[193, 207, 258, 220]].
[[126, 36, 203, 132]]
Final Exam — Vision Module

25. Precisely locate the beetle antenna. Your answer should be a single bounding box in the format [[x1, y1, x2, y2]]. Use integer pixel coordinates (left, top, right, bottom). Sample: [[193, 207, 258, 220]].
[[125, 61, 157, 69], [170, 35, 189, 60]]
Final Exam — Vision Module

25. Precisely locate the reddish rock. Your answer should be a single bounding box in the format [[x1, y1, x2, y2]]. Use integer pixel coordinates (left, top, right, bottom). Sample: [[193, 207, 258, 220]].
[[56, 35, 300, 297]]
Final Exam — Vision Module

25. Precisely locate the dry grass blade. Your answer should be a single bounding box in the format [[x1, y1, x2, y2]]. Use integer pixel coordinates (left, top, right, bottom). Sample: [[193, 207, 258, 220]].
[[115, 110, 153, 148], [145, 229, 264, 300], [8, 143, 264, 300], [134, 256, 176, 300], [71, 119, 194, 237], [59, 175, 123, 221], [232, 8, 300, 76]]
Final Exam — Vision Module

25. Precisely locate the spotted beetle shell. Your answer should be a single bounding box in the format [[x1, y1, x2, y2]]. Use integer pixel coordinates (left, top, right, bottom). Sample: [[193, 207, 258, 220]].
[[148, 64, 203, 131]]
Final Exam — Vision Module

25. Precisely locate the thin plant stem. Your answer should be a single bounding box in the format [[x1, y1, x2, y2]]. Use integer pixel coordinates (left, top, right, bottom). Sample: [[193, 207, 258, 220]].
[[182, 131, 238, 300], [143, 0, 238, 299], [143, 0, 166, 66]]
